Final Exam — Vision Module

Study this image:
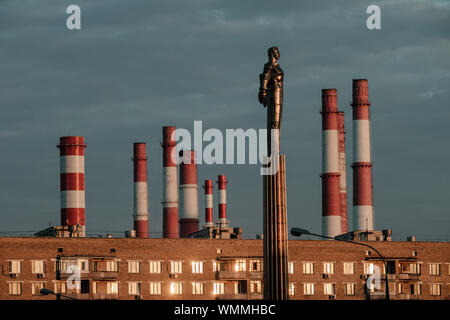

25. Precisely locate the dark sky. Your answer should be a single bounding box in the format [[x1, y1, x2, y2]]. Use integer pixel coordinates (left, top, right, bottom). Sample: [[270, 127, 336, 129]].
[[1, 0, 449, 240]]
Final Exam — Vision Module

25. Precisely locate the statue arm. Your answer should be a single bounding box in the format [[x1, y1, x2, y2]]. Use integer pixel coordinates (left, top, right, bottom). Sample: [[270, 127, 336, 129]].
[[258, 64, 272, 106]]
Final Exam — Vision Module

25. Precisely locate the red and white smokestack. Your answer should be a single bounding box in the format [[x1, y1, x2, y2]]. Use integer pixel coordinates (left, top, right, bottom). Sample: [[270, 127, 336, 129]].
[[217, 175, 228, 227], [179, 150, 199, 237], [133, 142, 149, 238], [352, 79, 374, 231], [337, 111, 348, 233], [203, 179, 214, 228], [58, 136, 86, 237], [321, 89, 342, 237], [162, 126, 179, 238]]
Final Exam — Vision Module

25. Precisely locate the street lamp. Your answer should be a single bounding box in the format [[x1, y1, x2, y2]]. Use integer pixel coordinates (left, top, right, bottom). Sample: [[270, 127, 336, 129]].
[[290, 227, 390, 300], [40, 288, 77, 300]]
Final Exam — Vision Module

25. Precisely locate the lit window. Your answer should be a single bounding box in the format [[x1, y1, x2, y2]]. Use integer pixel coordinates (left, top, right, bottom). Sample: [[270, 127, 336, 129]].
[[363, 263, 376, 275], [430, 284, 441, 296], [343, 262, 354, 275], [31, 260, 44, 274], [303, 262, 314, 275], [250, 281, 262, 293], [8, 282, 22, 295], [150, 282, 162, 295], [409, 263, 421, 275], [324, 283, 335, 295], [249, 260, 262, 272], [213, 282, 224, 295], [171, 261, 183, 274], [289, 283, 295, 296], [57, 259, 88, 273], [149, 261, 162, 274], [212, 260, 218, 272], [170, 282, 183, 295], [107, 282, 119, 294], [344, 283, 355, 295], [31, 282, 45, 295], [78, 259, 89, 272], [288, 262, 294, 274], [235, 259, 246, 272], [8, 260, 21, 273], [412, 283, 421, 295], [192, 282, 204, 295], [128, 282, 141, 295], [323, 262, 335, 275], [54, 282, 67, 294], [192, 261, 203, 274], [429, 263, 441, 276], [128, 261, 140, 274], [303, 283, 314, 295]]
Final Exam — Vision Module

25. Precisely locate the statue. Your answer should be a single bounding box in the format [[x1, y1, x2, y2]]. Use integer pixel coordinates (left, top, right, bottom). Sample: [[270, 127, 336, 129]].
[[258, 46, 284, 154]]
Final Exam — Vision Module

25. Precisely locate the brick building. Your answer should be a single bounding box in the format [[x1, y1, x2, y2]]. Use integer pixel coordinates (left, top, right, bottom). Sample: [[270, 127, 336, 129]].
[[0, 237, 448, 300]]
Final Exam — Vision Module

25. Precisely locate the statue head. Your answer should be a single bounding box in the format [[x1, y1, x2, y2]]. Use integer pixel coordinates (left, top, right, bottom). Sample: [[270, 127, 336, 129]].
[[268, 46, 280, 61]]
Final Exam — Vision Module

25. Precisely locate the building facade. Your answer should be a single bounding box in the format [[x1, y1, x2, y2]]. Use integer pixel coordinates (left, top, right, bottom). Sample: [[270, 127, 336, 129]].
[[0, 237, 449, 300]]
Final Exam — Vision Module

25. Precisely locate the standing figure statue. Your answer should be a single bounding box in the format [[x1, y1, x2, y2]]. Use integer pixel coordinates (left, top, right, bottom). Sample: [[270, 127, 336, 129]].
[[258, 46, 284, 155]]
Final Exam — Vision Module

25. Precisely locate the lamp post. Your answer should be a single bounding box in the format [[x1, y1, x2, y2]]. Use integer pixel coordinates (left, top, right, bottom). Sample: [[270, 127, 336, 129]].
[[40, 288, 77, 300], [290, 227, 390, 300]]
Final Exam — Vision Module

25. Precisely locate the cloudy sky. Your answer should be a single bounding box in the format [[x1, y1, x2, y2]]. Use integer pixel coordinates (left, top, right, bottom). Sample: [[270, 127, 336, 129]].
[[1, 0, 449, 240]]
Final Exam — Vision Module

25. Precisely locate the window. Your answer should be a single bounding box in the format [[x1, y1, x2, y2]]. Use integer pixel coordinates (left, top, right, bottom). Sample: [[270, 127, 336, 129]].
[[344, 283, 355, 296], [303, 262, 314, 275], [128, 282, 141, 295], [57, 259, 88, 273], [149, 261, 162, 274], [192, 282, 204, 295], [106, 261, 118, 272], [31, 282, 45, 295], [170, 282, 183, 295], [31, 260, 44, 274], [288, 262, 294, 274], [107, 282, 119, 294], [429, 263, 441, 276], [213, 282, 224, 295], [303, 283, 314, 295], [150, 282, 162, 295], [192, 261, 203, 274], [324, 283, 335, 295], [411, 283, 421, 295], [54, 282, 67, 294], [323, 262, 335, 274], [289, 282, 295, 296], [8, 260, 21, 273], [364, 263, 376, 275], [430, 284, 441, 296], [235, 259, 246, 272], [8, 282, 22, 295], [78, 259, 89, 272], [212, 260, 218, 272], [250, 259, 262, 272], [128, 261, 140, 274], [234, 281, 247, 294], [171, 261, 183, 274], [408, 263, 421, 275], [343, 262, 355, 275], [250, 281, 262, 293]]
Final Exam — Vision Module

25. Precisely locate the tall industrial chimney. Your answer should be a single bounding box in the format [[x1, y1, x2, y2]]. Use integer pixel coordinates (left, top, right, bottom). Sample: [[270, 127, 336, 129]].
[[217, 175, 228, 227], [203, 179, 214, 227], [58, 136, 86, 237], [352, 79, 374, 231], [337, 111, 348, 233], [321, 89, 342, 237], [162, 126, 179, 238], [179, 150, 199, 237], [133, 142, 149, 238]]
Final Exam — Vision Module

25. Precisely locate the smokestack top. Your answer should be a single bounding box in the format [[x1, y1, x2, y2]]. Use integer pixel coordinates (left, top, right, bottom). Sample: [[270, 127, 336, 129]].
[[162, 126, 176, 144], [321, 89, 338, 113], [203, 179, 213, 190], [352, 79, 369, 103], [217, 174, 227, 184], [133, 142, 147, 160], [58, 136, 86, 155]]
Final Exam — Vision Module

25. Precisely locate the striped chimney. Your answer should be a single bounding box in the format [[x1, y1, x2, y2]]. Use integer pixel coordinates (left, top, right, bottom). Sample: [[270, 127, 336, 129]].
[[58, 136, 86, 237], [217, 175, 228, 225], [203, 179, 214, 227], [179, 150, 199, 237], [162, 126, 179, 238], [337, 111, 348, 233], [321, 89, 342, 237], [351, 79, 374, 231], [133, 142, 149, 238]]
